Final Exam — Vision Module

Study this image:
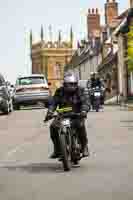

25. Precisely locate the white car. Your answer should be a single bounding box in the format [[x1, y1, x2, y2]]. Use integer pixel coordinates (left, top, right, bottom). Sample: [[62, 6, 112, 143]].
[[13, 74, 50, 110]]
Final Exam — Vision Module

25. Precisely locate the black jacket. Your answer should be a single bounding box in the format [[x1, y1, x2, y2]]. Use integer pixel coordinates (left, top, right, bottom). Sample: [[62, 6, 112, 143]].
[[90, 78, 102, 88], [48, 86, 90, 113]]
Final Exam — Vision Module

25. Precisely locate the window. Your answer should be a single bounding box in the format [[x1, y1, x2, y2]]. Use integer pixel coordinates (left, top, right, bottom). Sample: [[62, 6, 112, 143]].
[[18, 77, 46, 85], [54, 62, 61, 79]]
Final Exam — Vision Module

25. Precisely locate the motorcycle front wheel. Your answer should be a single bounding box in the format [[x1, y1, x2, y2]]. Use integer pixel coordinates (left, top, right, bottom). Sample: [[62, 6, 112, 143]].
[[95, 99, 100, 112], [59, 133, 71, 171], [71, 135, 80, 165]]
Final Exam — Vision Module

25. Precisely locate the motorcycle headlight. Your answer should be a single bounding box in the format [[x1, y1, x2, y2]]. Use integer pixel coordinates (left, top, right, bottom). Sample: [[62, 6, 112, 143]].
[[61, 119, 70, 126]]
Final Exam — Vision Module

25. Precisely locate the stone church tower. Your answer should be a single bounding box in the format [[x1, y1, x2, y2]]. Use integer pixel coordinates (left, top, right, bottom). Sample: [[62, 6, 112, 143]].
[[30, 26, 74, 93], [105, 0, 118, 26]]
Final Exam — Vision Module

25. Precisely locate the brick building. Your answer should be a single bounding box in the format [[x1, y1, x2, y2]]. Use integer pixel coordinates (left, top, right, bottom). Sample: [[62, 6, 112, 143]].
[[105, 0, 118, 26]]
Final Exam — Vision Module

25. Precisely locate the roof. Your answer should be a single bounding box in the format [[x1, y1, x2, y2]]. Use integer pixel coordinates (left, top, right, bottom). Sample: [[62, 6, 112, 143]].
[[116, 9, 128, 20], [98, 52, 117, 72], [113, 17, 127, 36], [67, 38, 102, 69], [114, 8, 133, 36]]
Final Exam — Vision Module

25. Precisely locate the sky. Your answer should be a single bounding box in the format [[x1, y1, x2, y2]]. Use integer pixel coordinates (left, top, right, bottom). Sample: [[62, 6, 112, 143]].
[[0, 0, 129, 84]]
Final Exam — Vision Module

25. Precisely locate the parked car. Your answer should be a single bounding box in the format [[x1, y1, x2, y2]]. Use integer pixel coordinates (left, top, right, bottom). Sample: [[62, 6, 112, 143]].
[[6, 81, 15, 98], [13, 74, 50, 110], [0, 73, 13, 114]]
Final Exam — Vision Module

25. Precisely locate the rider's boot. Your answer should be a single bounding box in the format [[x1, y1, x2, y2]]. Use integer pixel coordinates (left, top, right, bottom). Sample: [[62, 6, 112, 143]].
[[50, 145, 61, 159], [82, 145, 90, 157]]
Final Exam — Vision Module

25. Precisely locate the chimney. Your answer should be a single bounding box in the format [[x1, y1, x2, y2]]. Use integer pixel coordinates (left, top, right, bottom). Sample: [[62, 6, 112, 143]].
[[130, 0, 133, 8], [87, 8, 101, 39], [105, 0, 118, 26]]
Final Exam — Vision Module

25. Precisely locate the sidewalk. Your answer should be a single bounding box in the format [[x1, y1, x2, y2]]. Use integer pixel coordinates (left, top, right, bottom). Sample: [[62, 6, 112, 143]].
[[105, 96, 133, 111], [127, 102, 133, 111]]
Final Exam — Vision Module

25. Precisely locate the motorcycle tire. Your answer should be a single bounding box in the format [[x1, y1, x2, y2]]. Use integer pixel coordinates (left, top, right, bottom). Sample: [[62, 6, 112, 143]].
[[96, 107, 99, 112], [71, 135, 81, 164], [95, 99, 100, 112], [59, 134, 71, 171]]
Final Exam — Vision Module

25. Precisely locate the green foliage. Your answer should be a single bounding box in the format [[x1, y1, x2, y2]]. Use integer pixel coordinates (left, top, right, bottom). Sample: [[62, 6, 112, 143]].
[[127, 23, 133, 72], [127, 57, 133, 71]]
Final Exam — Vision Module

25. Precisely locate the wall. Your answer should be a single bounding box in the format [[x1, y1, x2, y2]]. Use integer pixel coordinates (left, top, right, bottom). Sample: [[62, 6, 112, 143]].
[[117, 34, 128, 99]]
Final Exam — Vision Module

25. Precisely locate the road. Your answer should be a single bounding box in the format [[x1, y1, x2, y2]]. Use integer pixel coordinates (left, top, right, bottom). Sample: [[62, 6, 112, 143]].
[[0, 106, 132, 200]]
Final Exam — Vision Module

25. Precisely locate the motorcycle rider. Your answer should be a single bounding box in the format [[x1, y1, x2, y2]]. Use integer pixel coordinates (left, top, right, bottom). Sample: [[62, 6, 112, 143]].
[[89, 72, 105, 106], [90, 72, 96, 88], [88, 72, 96, 105], [89, 72, 102, 89], [95, 73, 105, 105], [44, 72, 90, 158]]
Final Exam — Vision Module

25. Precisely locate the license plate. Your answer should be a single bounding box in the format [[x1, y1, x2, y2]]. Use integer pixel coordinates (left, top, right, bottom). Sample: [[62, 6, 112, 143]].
[[61, 119, 70, 126], [94, 92, 101, 97]]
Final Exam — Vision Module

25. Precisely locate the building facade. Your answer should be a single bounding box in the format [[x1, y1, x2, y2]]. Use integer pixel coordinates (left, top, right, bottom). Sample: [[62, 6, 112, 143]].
[[115, 8, 133, 99]]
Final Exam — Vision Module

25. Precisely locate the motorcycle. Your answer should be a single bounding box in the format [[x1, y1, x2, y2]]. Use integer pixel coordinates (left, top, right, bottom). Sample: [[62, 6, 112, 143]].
[[90, 87, 101, 112], [45, 107, 83, 171]]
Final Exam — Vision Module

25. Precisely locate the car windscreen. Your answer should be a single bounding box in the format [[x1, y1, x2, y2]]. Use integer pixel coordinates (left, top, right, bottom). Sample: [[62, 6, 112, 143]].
[[17, 77, 46, 85]]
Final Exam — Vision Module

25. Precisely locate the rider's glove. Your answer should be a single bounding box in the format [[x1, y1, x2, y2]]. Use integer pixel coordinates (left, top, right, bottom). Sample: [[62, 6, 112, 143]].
[[44, 110, 54, 122], [81, 111, 87, 118]]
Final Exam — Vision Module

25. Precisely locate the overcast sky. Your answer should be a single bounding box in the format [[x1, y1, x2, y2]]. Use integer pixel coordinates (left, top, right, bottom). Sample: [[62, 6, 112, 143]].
[[0, 0, 129, 83]]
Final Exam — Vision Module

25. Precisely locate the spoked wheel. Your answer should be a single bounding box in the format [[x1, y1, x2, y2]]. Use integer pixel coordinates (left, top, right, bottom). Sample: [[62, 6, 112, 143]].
[[71, 135, 80, 166], [95, 99, 100, 112], [59, 134, 71, 171]]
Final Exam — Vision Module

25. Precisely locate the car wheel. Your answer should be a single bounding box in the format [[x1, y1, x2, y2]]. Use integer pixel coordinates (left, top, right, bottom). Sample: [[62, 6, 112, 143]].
[[2, 101, 10, 115], [14, 104, 20, 110]]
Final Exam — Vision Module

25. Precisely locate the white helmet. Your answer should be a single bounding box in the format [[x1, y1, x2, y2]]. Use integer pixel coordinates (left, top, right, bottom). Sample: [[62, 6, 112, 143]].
[[63, 72, 78, 92], [90, 72, 96, 78], [90, 72, 95, 75]]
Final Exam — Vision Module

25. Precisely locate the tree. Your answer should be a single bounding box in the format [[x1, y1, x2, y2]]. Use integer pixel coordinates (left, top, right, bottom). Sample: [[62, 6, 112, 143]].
[[127, 19, 133, 72]]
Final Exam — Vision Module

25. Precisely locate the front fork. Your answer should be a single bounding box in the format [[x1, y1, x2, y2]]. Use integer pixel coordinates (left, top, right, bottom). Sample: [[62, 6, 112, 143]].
[[59, 127, 71, 156]]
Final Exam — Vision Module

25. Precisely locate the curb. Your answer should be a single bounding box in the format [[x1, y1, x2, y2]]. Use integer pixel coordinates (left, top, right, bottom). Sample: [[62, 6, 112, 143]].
[[127, 105, 133, 111], [104, 103, 133, 111]]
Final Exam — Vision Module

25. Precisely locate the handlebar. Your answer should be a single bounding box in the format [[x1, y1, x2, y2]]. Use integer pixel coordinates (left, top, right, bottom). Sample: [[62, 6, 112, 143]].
[[44, 106, 84, 123], [53, 112, 81, 119]]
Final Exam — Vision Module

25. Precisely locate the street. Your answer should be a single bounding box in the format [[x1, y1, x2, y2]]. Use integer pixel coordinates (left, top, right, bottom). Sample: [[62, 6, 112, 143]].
[[0, 107, 132, 200]]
